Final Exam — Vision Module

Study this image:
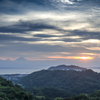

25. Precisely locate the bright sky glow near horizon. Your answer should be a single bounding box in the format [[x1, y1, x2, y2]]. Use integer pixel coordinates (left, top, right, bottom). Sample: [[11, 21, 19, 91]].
[[0, 0, 100, 73]]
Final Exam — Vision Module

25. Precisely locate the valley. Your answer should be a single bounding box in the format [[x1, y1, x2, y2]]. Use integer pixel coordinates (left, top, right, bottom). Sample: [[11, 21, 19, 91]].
[[1, 65, 100, 100]]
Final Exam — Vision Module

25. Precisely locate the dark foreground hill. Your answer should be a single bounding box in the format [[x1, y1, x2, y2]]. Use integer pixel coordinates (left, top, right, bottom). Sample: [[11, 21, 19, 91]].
[[64, 90, 100, 100], [19, 69, 100, 96], [0, 76, 33, 100]]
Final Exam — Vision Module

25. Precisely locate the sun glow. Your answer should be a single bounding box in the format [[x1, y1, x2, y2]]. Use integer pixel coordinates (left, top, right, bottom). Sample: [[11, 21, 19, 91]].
[[74, 56, 93, 60], [48, 56, 93, 60]]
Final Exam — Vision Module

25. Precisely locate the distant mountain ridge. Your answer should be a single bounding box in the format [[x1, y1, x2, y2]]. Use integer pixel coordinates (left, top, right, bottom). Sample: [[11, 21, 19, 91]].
[[0, 57, 36, 69], [15, 57, 28, 62], [48, 65, 87, 71]]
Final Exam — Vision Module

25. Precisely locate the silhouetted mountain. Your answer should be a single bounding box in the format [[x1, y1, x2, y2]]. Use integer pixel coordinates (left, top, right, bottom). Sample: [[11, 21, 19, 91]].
[[0, 57, 32, 69], [6, 58, 11, 61], [48, 65, 87, 71], [15, 57, 28, 62]]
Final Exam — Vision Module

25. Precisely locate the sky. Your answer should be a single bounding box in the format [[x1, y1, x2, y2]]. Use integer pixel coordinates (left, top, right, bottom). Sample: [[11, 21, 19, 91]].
[[0, 0, 100, 72]]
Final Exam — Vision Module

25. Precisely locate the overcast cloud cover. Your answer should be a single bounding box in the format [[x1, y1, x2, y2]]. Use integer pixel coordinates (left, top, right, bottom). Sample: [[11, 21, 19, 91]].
[[0, 0, 100, 73]]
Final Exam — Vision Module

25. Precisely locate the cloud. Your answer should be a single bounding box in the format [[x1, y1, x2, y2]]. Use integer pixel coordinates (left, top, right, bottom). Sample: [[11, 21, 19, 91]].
[[0, 34, 40, 42], [61, 38, 82, 42], [0, 0, 53, 14], [0, 20, 59, 33], [68, 30, 100, 40], [33, 34, 58, 38], [18, 20, 58, 30]]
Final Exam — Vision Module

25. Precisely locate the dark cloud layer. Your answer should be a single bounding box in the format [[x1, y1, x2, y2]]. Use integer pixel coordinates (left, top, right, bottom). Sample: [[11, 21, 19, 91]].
[[69, 30, 100, 40], [61, 38, 81, 42], [0, 0, 98, 14], [0, 34, 40, 42], [18, 21, 57, 30], [0, 42, 89, 53], [0, 21, 59, 33], [33, 34, 57, 38]]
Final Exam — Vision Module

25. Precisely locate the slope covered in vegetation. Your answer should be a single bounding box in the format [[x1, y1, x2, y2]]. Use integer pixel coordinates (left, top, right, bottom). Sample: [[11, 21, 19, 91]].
[[64, 90, 100, 100], [0, 76, 33, 100], [19, 69, 100, 97]]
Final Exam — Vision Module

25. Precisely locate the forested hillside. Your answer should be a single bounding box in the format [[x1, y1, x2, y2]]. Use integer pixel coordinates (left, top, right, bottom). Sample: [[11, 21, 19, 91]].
[[0, 76, 33, 100], [64, 90, 100, 100], [1, 69, 100, 100], [25, 87, 100, 100], [19, 69, 100, 98]]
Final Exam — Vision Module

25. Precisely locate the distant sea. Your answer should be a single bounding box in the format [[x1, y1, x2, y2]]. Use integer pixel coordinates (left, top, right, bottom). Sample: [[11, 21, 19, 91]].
[[90, 68, 100, 73], [0, 68, 40, 75], [0, 67, 100, 75]]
